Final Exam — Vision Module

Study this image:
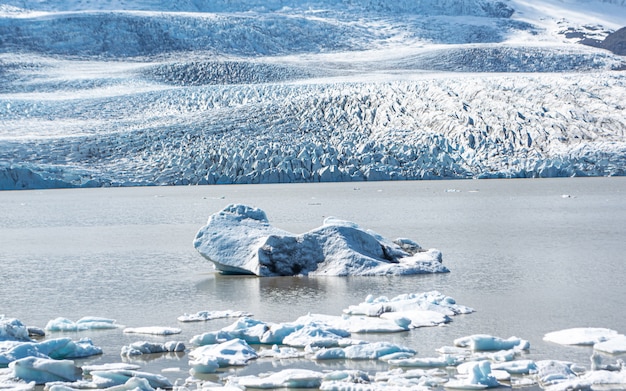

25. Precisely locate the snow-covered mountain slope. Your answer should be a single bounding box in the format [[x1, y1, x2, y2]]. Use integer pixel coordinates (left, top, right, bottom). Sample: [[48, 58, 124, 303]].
[[0, 0, 625, 189]]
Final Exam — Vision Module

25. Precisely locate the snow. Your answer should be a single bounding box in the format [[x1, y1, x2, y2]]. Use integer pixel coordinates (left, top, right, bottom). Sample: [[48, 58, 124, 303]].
[[543, 327, 620, 345], [194, 204, 449, 276], [45, 317, 120, 332]]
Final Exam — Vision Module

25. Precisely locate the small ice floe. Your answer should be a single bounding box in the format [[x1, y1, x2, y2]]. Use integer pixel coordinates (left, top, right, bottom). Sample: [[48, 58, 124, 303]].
[[594, 334, 626, 354], [312, 341, 416, 360], [0, 318, 31, 342], [9, 357, 81, 384], [387, 354, 464, 368], [0, 338, 102, 365], [344, 291, 474, 318], [123, 326, 181, 336], [90, 369, 172, 389], [190, 317, 270, 346], [534, 360, 579, 387], [445, 361, 500, 389], [293, 313, 407, 335], [81, 363, 141, 375], [188, 339, 258, 374], [282, 320, 355, 348], [194, 204, 448, 276], [177, 310, 253, 322], [590, 352, 624, 371], [46, 377, 155, 391], [229, 368, 325, 389], [543, 327, 619, 345], [258, 345, 306, 359], [45, 317, 120, 332], [120, 341, 186, 356], [491, 359, 537, 374], [453, 334, 529, 351]]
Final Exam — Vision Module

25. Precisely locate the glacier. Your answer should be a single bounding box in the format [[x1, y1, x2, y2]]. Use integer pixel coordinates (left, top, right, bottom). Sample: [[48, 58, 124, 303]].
[[1, 0, 625, 189]]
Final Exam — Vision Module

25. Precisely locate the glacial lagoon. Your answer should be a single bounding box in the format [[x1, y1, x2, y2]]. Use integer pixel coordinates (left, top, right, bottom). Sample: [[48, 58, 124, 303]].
[[1, 177, 625, 388]]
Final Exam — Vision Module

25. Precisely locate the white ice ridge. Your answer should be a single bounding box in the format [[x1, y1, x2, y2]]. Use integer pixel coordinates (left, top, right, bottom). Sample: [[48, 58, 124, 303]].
[[193, 204, 448, 276]]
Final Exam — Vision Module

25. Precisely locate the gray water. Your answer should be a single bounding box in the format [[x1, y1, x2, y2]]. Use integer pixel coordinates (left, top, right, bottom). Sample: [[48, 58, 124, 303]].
[[1, 178, 625, 386]]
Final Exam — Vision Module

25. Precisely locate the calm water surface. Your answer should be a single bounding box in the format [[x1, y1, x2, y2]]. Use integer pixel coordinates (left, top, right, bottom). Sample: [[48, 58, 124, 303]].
[[1, 178, 625, 386]]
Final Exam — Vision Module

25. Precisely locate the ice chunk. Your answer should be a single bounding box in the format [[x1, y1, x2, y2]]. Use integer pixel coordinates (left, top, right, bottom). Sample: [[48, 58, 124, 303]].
[[594, 334, 626, 354], [0, 338, 102, 365], [258, 345, 305, 359], [81, 363, 141, 374], [45, 317, 120, 332], [535, 360, 578, 387], [123, 327, 181, 336], [230, 369, 324, 389], [90, 370, 172, 389], [453, 335, 529, 351], [344, 291, 473, 317], [188, 339, 258, 371], [491, 360, 537, 374], [194, 204, 448, 276], [294, 313, 408, 334], [190, 317, 270, 346], [9, 357, 81, 384], [543, 327, 619, 346], [177, 310, 253, 322], [314, 342, 416, 360], [388, 354, 463, 367], [0, 318, 31, 342], [120, 341, 185, 356], [446, 361, 500, 389]]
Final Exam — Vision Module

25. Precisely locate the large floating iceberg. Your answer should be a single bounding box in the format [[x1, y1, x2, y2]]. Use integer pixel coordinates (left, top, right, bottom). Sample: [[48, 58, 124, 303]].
[[194, 204, 448, 276]]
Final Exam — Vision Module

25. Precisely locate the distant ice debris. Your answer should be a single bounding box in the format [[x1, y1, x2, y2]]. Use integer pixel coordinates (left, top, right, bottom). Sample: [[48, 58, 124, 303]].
[[122, 326, 181, 336], [194, 204, 448, 276], [543, 327, 619, 345], [45, 317, 120, 332], [177, 310, 253, 322], [343, 291, 473, 317]]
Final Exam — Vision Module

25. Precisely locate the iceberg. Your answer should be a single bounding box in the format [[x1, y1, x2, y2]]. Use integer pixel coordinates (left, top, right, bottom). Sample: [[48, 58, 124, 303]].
[[193, 204, 449, 276], [9, 357, 81, 385], [45, 317, 120, 332], [543, 327, 619, 346]]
